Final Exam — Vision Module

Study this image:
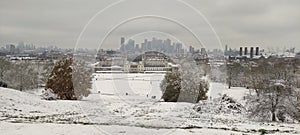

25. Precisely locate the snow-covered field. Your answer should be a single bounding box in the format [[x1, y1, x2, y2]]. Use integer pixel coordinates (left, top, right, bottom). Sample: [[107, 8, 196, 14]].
[[93, 73, 164, 98], [0, 73, 299, 135]]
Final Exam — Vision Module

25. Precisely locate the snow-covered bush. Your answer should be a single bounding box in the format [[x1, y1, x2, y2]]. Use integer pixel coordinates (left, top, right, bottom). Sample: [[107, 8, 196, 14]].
[[193, 94, 245, 115], [45, 56, 92, 100], [41, 88, 58, 100]]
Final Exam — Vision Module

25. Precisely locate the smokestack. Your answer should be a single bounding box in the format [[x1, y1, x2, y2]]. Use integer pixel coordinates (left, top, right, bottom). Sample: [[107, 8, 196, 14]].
[[244, 47, 248, 55], [250, 47, 254, 58], [255, 47, 259, 55], [239, 47, 243, 56]]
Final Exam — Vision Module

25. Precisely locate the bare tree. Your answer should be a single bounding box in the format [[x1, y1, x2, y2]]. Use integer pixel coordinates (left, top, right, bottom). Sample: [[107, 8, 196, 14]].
[[72, 60, 92, 100], [39, 60, 55, 86], [246, 60, 299, 121], [4, 60, 38, 91], [179, 58, 209, 103], [0, 58, 11, 82], [227, 62, 244, 89]]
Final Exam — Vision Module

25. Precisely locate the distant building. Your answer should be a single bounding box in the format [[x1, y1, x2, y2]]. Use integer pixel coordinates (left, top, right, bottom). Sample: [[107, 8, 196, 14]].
[[94, 51, 178, 73], [189, 46, 195, 54], [200, 48, 206, 55]]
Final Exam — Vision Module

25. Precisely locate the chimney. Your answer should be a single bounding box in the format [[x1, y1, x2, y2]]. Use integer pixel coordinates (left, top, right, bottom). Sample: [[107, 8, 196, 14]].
[[250, 47, 254, 58], [239, 47, 243, 56], [244, 47, 248, 55], [255, 47, 259, 55]]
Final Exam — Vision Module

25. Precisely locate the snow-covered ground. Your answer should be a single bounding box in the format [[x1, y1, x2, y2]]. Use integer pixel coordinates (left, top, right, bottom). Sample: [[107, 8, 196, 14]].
[[0, 73, 299, 135], [93, 73, 163, 98], [0, 122, 248, 135]]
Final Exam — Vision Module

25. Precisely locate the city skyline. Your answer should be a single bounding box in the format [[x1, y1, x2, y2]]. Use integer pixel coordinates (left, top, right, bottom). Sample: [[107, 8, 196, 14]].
[[1, 37, 298, 54], [1, 0, 299, 50]]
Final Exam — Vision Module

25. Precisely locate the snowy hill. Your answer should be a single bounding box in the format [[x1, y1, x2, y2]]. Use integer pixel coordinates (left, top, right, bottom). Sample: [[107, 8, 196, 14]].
[[1, 74, 299, 135]]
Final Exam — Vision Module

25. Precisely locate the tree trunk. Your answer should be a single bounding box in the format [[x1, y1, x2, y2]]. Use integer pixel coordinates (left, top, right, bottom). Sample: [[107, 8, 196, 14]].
[[228, 74, 231, 89], [271, 110, 276, 121]]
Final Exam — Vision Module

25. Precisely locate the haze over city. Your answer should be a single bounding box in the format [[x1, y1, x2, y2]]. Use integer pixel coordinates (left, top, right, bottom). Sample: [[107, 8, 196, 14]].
[[1, 0, 299, 50]]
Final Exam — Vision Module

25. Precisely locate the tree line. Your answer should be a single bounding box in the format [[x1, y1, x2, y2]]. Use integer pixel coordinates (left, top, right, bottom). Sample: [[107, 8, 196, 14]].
[[0, 57, 54, 91]]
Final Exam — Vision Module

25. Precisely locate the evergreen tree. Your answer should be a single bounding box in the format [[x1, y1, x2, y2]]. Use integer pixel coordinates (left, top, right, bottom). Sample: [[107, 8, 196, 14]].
[[160, 70, 181, 102], [44, 57, 91, 100]]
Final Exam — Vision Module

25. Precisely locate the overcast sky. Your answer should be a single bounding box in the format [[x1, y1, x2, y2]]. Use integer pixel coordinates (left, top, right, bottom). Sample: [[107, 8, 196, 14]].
[[0, 0, 299, 51]]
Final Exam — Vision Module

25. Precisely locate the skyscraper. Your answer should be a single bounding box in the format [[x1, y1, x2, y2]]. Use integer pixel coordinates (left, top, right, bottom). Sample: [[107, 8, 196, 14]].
[[121, 37, 125, 45], [189, 46, 195, 54], [120, 37, 125, 52]]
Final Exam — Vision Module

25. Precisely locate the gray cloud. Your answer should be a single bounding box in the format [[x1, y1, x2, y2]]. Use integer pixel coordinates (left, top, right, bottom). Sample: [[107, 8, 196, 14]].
[[0, 0, 299, 51], [195, 0, 300, 49]]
